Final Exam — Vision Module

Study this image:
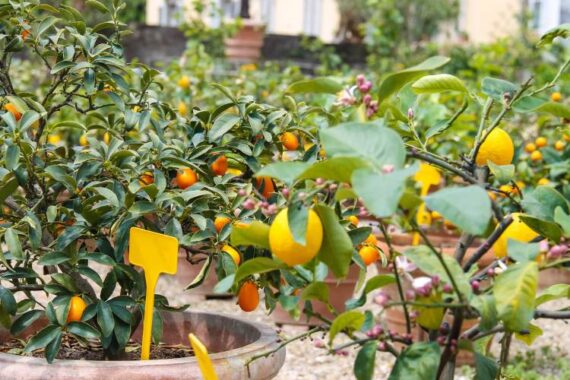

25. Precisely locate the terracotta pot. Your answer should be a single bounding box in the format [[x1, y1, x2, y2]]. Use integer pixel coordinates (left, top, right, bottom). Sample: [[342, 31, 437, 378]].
[[224, 20, 265, 63], [0, 311, 285, 380], [271, 265, 361, 326], [538, 267, 570, 289]]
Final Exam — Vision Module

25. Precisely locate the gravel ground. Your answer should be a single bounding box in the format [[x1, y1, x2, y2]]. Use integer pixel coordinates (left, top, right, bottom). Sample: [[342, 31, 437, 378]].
[[156, 267, 570, 380]]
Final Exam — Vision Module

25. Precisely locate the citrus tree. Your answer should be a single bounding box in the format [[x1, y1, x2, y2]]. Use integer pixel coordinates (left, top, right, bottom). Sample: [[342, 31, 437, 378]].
[[229, 28, 570, 380]]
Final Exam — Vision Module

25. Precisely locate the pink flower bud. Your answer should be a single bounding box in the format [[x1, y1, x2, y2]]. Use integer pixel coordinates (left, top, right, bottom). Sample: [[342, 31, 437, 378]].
[[233, 208, 242, 218], [359, 81, 372, 93], [238, 189, 247, 197], [431, 275, 440, 286], [548, 244, 568, 259], [313, 339, 325, 348], [281, 188, 290, 198], [487, 268, 495, 277], [377, 342, 387, 351], [471, 280, 480, 293], [539, 240, 550, 252], [242, 198, 256, 210], [359, 209, 369, 217], [329, 183, 338, 191], [382, 164, 395, 174], [356, 74, 365, 85], [315, 178, 325, 185], [442, 283, 453, 294], [363, 94, 372, 105], [437, 336, 446, 345], [407, 107, 414, 120], [405, 289, 416, 301], [374, 292, 390, 306]]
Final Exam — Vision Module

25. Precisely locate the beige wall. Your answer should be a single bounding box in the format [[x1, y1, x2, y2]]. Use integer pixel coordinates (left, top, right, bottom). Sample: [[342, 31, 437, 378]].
[[459, 0, 523, 44]]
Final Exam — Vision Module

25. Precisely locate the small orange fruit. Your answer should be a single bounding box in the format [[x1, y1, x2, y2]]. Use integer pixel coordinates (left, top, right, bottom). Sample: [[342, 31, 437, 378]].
[[535, 137, 547, 148], [4, 103, 22, 121], [555, 140, 565, 151], [488, 191, 497, 201], [103, 132, 111, 144], [221, 244, 240, 265], [364, 234, 377, 245], [538, 178, 549, 186], [347, 215, 359, 226], [211, 155, 228, 176], [564, 134, 570, 142], [238, 281, 259, 312], [139, 171, 154, 186], [79, 134, 89, 146], [530, 150, 543, 161], [176, 168, 198, 189], [214, 216, 231, 233], [47, 134, 61, 144], [280, 132, 299, 151], [524, 143, 536, 153], [178, 101, 188, 116], [178, 75, 191, 89], [358, 246, 379, 266], [67, 296, 87, 323], [551, 92, 562, 102], [431, 211, 442, 220], [255, 176, 275, 199]]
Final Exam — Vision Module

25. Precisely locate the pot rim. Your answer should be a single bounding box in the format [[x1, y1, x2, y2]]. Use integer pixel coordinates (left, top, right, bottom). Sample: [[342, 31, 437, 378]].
[[0, 310, 280, 368]]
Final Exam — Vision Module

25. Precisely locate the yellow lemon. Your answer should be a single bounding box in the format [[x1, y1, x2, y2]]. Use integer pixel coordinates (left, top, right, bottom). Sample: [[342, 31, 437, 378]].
[[492, 213, 538, 258], [269, 208, 323, 266], [178, 75, 191, 89], [475, 128, 514, 166]]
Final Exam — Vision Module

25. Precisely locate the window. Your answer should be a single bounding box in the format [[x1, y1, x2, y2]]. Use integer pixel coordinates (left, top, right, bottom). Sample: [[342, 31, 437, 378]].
[[561, 0, 570, 23], [303, 0, 322, 36], [159, 0, 185, 27]]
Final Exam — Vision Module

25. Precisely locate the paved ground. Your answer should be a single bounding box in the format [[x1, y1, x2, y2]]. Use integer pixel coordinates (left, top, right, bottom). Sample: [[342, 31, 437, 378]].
[[156, 266, 570, 380]]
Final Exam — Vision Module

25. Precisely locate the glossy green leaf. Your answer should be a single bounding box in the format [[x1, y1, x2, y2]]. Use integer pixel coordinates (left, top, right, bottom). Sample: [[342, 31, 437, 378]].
[[354, 341, 377, 380], [521, 186, 569, 222], [389, 342, 441, 380], [97, 301, 115, 337], [24, 325, 61, 352], [507, 240, 540, 262], [10, 310, 43, 335], [5, 228, 23, 260], [346, 274, 396, 310], [425, 185, 491, 235], [288, 202, 308, 245], [208, 114, 240, 141], [314, 204, 353, 278], [299, 156, 371, 183], [412, 74, 467, 94], [487, 162, 515, 184], [286, 77, 343, 94], [185, 255, 212, 290], [518, 215, 561, 243], [537, 23, 570, 46], [470, 294, 497, 331], [514, 323, 543, 345], [230, 221, 270, 249], [474, 352, 498, 380], [554, 207, 570, 237], [67, 322, 101, 340], [255, 162, 310, 184], [535, 284, 570, 306], [329, 310, 365, 345], [234, 258, 285, 284], [301, 282, 329, 303], [493, 262, 538, 331], [379, 56, 450, 100]]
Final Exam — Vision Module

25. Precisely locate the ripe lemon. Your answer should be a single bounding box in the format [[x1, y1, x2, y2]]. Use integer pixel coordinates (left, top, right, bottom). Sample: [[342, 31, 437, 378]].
[[67, 296, 87, 323], [535, 137, 547, 147], [524, 143, 536, 153], [238, 281, 259, 312], [269, 208, 323, 266], [551, 92, 562, 102], [358, 246, 379, 266], [221, 244, 240, 265], [214, 216, 231, 233], [47, 134, 61, 144], [537, 178, 549, 186], [492, 213, 538, 258], [178, 75, 191, 89], [176, 168, 198, 189], [347, 215, 359, 226], [280, 132, 299, 151], [530, 151, 543, 162], [79, 134, 89, 146], [475, 128, 514, 166], [555, 140, 565, 151]]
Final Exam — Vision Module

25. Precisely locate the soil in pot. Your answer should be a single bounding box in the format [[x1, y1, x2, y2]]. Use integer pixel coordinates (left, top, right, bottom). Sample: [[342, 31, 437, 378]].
[[0, 336, 194, 360]]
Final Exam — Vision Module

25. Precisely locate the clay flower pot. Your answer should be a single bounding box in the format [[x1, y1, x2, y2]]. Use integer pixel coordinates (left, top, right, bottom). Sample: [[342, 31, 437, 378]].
[[271, 265, 361, 326], [224, 20, 265, 63], [0, 311, 285, 380]]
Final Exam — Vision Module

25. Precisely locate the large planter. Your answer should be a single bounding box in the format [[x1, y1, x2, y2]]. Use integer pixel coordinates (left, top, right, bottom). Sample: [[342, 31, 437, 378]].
[[271, 265, 361, 326], [538, 267, 570, 289], [0, 311, 285, 380], [225, 20, 265, 63]]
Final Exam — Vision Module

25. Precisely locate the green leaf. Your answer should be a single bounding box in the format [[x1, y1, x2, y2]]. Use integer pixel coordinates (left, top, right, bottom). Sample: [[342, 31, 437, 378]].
[[299, 156, 372, 183], [0, 173, 19, 205], [535, 284, 570, 306], [493, 262, 538, 331], [487, 162, 515, 184], [412, 74, 467, 94], [24, 325, 61, 352], [329, 310, 365, 345], [321, 122, 406, 169], [286, 77, 343, 94], [301, 282, 329, 303], [521, 186, 570, 222], [346, 274, 396, 310], [67, 322, 101, 339], [0, 286, 17, 315], [353, 164, 418, 218], [234, 258, 285, 284], [389, 342, 441, 380], [474, 352, 498, 380], [19, 111, 40, 132], [537, 23, 570, 47], [38, 251, 70, 265], [554, 207, 570, 237], [518, 215, 561, 243], [5, 227, 23, 260], [314, 204, 354, 278], [425, 185, 491, 235], [404, 246, 472, 299], [185, 256, 212, 290], [5, 144, 20, 171], [481, 77, 518, 101], [470, 295, 497, 331], [379, 56, 450, 100], [97, 301, 115, 337], [533, 102, 570, 119], [230, 221, 270, 249], [45, 330, 62, 363], [514, 323, 543, 345], [214, 274, 235, 294], [288, 202, 308, 245], [507, 240, 540, 262], [354, 341, 377, 380], [10, 310, 43, 335], [255, 162, 311, 184], [86, 0, 109, 12], [208, 114, 240, 141]]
